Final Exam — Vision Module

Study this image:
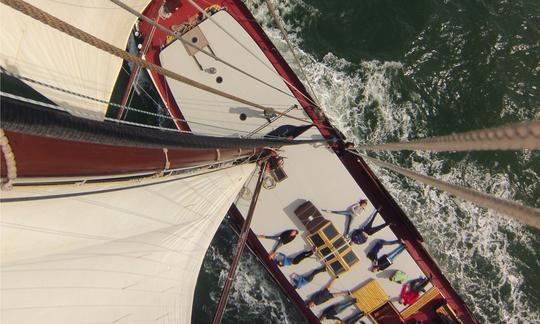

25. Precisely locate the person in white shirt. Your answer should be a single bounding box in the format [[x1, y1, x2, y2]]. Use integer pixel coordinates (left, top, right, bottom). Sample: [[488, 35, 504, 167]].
[[322, 199, 368, 235]]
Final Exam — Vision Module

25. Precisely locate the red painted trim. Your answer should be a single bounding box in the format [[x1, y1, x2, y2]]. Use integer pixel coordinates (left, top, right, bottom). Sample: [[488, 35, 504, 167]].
[[338, 153, 476, 324], [1, 131, 257, 177]]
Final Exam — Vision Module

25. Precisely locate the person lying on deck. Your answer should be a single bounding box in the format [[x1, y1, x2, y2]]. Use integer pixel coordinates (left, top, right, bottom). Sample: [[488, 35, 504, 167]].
[[399, 276, 431, 305], [342, 310, 366, 324], [349, 207, 386, 245], [367, 239, 406, 272], [319, 298, 359, 322], [306, 277, 350, 308], [257, 229, 298, 259], [291, 265, 326, 289], [322, 199, 369, 235], [272, 249, 314, 267]]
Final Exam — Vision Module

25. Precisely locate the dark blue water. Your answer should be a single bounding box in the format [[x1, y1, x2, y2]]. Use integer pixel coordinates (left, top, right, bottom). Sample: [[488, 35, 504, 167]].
[[193, 1, 540, 323]]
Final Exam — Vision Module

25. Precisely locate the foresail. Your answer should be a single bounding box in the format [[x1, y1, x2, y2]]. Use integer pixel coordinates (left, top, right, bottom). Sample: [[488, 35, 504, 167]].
[[1, 164, 255, 323], [0, 0, 150, 120]]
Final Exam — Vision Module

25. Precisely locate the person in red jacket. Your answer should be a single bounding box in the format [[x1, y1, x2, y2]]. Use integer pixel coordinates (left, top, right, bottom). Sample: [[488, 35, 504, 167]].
[[399, 283, 420, 305], [399, 276, 431, 305]]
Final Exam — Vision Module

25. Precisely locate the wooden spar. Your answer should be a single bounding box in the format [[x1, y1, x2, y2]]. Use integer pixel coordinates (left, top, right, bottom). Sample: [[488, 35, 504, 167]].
[[0, 131, 251, 177], [212, 162, 266, 324]]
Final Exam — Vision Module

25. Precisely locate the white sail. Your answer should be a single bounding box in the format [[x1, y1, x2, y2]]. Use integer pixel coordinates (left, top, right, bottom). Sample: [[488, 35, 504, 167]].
[[0, 0, 150, 119], [1, 164, 255, 323]]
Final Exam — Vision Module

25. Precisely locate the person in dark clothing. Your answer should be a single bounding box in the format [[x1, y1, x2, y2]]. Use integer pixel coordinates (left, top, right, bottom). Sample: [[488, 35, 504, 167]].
[[343, 311, 366, 324], [272, 249, 314, 267], [319, 298, 358, 322], [368, 239, 407, 272], [366, 239, 400, 261], [349, 208, 386, 245], [306, 277, 350, 307], [291, 265, 327, 289], [409, 276, 431, 293], [258, 229, 298, 259]]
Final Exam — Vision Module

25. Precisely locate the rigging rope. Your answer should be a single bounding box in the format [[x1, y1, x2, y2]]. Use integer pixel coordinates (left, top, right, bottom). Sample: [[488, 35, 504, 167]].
[[0, 70, 313, 139], [360, 154, 540, 229], [110, 0, 308, 105], [264, 0, 322, 109], [0, 0, 308, 124], [212, 161, 266, 324], [246, 104, 298, 137], [120, 16, 159, 119], [356, 120, 540, 151], [184, 0, 321, 109], [1, 94, 328, 149], [0, 129, 17, 190]]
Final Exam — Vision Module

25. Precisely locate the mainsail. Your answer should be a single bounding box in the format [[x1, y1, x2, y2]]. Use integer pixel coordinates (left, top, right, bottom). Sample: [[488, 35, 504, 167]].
[[1, 164, 255, 323]]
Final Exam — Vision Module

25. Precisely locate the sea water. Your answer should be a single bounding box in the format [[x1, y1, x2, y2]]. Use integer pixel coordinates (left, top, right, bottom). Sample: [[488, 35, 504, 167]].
[[193, 0, 540, 323]]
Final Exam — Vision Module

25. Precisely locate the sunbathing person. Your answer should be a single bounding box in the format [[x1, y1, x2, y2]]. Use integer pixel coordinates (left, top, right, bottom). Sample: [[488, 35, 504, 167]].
[[272, 249, 314, 267], [306, 277, 350, 307], [322, 199, 369, 235], [343, 311, 366, 324], [291, 265, 326, 289], [410, 275, 431, 292], [258, 229, 298, 259], [349, 208, 386, 245], [319, 298, 358, 322], [367, 239, 407, 272]]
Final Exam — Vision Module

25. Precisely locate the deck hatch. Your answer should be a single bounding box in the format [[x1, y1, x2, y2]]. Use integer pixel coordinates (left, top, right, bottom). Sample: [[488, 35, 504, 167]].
[[305, 221, 360, 276]]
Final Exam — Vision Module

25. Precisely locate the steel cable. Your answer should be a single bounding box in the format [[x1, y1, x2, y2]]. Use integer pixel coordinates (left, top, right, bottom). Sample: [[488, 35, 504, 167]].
[[185, 0, 321, 110]]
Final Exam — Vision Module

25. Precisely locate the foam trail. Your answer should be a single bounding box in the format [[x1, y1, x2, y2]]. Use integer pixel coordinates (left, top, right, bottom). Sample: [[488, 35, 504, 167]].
[[195, 221, 302, 323], [245, 1, 540, 323]]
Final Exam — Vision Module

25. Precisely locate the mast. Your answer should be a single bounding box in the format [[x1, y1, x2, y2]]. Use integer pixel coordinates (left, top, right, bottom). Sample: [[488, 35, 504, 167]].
[[212, 162, 266, 324]]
